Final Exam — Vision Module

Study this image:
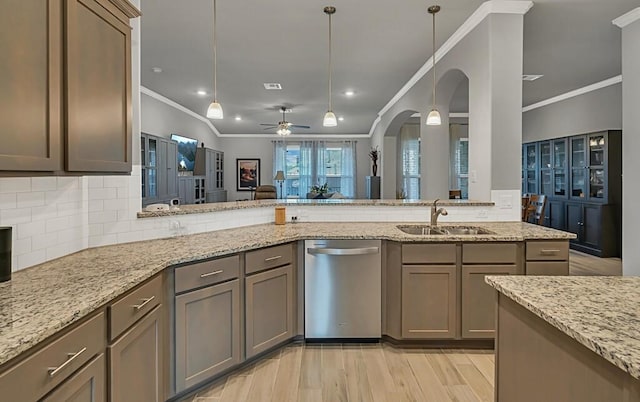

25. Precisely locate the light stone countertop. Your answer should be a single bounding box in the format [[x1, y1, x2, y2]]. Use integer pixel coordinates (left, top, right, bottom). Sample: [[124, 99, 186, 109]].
[[137, 198, 495, 218], [485, 276, 640, 380], [0, 221, 572, 367]]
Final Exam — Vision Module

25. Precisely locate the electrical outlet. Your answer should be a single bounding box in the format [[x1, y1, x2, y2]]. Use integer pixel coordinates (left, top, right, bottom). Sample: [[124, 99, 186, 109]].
[[477, 209, 489, 218]]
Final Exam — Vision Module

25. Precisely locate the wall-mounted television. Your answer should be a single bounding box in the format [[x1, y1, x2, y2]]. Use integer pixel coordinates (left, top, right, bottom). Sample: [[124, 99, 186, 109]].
[[170, 134, 198, 172]]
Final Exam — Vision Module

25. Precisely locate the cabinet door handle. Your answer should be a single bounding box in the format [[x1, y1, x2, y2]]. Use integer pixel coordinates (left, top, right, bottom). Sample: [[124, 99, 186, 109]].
[[264, 255, 282, 262], [540, 249, 560, 255], [48, 347, 87, 377], [133, 296, 155, 311], [200, 270, 224, 278]]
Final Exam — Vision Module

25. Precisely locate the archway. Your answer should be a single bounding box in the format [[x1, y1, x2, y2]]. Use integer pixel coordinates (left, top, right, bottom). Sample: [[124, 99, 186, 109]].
[[382, 110, 419, 199]]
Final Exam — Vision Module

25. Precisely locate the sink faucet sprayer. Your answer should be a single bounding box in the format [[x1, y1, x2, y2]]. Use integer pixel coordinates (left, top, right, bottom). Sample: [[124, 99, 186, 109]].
[[430, 199, 448, 226]]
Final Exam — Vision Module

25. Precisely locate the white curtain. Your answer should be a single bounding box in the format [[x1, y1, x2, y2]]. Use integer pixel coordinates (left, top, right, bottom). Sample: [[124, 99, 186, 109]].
[[340, 140, 356, 198], [400, 124, 421, 199], [299, 141, 314, 197], [315, 140, 326, 189], [272, 140, 287, 198]]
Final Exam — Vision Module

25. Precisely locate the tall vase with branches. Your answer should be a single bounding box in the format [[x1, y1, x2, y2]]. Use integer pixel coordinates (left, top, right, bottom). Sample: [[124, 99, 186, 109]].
[[369, 146, 379, 177]]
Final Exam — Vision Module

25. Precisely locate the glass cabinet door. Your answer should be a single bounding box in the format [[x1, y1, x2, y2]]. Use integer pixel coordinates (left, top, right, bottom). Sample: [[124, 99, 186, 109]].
[[525, 143, 537, 169], [553, 139, 566, 169], [589, 134, 605, 167], [539, 142, 551, 169], [552, 139, 567, 197], [571, 137, 586, 168], [147, 138, 157, 198], [571, 168, 586, 199], [540, 170, 552, 196], [526, 170, 537, 194], [589, 168, 605, 199]]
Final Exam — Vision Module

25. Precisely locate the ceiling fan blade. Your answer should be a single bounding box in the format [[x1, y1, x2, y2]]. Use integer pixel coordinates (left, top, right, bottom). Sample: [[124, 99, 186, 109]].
[[263, 126, 277, 130], [289, 124, 311, 129], [260, 123, 277, 126]]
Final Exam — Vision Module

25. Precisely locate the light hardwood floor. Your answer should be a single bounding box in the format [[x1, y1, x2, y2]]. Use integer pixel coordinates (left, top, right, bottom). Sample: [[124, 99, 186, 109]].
[[182, 250, 619, 402], [185, 343, 495, 402]]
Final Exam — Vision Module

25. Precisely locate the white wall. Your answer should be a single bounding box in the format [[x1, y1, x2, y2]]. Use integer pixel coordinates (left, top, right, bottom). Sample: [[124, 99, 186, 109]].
[[522, 84, 622, 142]]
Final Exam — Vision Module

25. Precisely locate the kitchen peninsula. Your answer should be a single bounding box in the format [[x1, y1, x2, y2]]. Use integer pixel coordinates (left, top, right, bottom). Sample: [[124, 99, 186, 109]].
[[0, 218, 573, 401], [487, 276, 640, 401]]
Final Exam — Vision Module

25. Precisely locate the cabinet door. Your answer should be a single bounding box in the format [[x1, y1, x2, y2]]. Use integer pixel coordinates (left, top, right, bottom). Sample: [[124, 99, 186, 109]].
[[156, 139, 168, 200], [548, 200, 566, 230], [109, 306, 164, 402], [166, 141, 179, 198], [42, 354, 105, 402], [461, 265, 517, 339], [245, 265, 294, 358], [566, 203, 583, 242], [66, 0, 132, 172], [401, 265, 457, 339], [583, 204, 602, 250], [175, 280, 240, 392], [0, 0, 62, 171]]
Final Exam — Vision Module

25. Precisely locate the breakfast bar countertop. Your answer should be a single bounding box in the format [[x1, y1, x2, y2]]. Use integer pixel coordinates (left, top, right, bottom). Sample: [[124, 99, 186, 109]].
[[486, 275, 640, 380], [0, 221, 573, 367]]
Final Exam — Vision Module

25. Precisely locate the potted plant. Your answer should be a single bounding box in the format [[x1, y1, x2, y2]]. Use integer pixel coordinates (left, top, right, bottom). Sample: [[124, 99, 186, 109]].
[[369, 146, 379, 176], [310, 182, 329, 195]]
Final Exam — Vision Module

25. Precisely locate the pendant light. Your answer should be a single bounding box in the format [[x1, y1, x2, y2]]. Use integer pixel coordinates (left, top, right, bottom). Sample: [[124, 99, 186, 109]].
[[323, 6, 337, 127], [426, 5, 441, 126], [206, 0, 223, 119]]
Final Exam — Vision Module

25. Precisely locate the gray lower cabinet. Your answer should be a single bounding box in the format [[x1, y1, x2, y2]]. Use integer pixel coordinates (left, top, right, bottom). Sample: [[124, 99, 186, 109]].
[[461, 264, 517, 339], [42, 354, 106, 402], [245, 264, 294, 358], [401, 265, 457, 339], [175, 279, 240, 392], [109, 305, 164, 402]]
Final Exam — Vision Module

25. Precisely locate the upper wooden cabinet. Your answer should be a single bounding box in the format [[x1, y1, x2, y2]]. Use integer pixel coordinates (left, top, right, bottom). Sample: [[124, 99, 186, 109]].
[[0, 0, 140, 174]]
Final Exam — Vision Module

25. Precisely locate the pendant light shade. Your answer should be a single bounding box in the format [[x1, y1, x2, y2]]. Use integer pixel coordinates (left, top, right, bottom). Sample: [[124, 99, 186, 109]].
[[426, 5, 441, 126], [208, 0, 223, 119], [323, 6, 337, 127], [323, 111, 337, 127]]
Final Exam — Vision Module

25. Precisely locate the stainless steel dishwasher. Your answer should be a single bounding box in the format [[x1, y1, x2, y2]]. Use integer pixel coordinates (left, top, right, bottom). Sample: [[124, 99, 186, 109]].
[[304, 239, 381, 339]]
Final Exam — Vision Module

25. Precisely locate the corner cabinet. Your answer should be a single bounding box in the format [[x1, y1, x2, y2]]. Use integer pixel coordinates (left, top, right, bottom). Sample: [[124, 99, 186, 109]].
[[194, 147, 227, 202], [0, 0, 140, 174], [142, 133, 179, 207]]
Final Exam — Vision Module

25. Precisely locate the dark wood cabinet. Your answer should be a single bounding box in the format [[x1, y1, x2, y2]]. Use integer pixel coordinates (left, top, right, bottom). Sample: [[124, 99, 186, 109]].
[[565, 202, 618, 257], [0, 0, 139, 174]]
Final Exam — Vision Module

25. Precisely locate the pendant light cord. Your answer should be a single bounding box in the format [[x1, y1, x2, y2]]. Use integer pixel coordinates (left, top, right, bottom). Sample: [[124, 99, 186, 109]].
[[213, 0, 218, 102], [328, 11, 333, 112], [432, 8, 436, 109]]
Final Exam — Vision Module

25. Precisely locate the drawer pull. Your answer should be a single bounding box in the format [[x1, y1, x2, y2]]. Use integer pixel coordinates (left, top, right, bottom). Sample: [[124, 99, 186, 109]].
[[48, 347, 87, 377], [132, 296, 155, 311], [540, 249, 560, 255], [200, 269, 224, 278], [264, 255, 282, 262]]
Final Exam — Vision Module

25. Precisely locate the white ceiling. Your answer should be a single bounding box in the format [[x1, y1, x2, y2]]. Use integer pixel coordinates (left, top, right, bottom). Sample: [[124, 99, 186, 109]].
[[140, 0, 636, 136]]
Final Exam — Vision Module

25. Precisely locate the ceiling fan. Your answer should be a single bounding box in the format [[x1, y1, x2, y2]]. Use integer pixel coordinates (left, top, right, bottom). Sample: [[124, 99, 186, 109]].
[[260, 106, 310, 136]]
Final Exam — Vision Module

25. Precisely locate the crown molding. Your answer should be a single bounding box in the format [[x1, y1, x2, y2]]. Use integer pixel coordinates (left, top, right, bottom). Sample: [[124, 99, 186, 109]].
[[368, 116, 382, 137], [141, 86, 222, 136], [374, 1, 533, 126], [522, 75, 622, 113], [410, 112, 469, 118], [216, 133, 370, 139], [613, 7, 640, 28], [108, 0, 141, 18]]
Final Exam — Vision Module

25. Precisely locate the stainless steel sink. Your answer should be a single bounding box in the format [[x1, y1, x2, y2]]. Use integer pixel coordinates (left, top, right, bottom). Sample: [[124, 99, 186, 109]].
[[437, 226, 496, 235], [396, 225, 495, 235], [396, 225, 445, 235]]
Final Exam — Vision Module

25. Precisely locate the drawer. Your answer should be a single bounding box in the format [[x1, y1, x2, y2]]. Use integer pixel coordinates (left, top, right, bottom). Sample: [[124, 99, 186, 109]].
[[402, 243, 456, 264], [175, 255, 240, 293], [526, 261, 569, 276], [463, 243, 517, 264], [109, 274, 163, 341], [526, 241, 569, 261], [245, 243, 294, 275], [0, 312, 105, 402]]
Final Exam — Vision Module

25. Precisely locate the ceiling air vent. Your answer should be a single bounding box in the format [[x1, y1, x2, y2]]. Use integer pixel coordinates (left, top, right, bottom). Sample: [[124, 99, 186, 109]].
[[522, 74, 544, 82], [263, 83, 283, 90]]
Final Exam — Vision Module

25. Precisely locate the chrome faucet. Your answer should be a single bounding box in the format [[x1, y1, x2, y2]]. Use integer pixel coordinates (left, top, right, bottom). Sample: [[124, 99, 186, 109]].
[[430, 199, 448, 226]]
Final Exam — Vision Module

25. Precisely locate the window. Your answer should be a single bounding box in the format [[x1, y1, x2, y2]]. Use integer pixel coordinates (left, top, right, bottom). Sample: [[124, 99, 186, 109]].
[[400, 124, 420, 199], [274, 141, 356, 198], [454, 138, 469, 199]]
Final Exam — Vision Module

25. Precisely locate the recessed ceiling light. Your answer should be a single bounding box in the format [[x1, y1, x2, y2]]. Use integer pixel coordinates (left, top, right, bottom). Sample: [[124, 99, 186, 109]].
[[196, 90, 207, 96], [152, 67, 162, 73], [235, 116, 242, 121], [263, 83, 282, 90], [522, 74, 544, 81], [345, 90, 355, 96], [338, 116, 345, 121]]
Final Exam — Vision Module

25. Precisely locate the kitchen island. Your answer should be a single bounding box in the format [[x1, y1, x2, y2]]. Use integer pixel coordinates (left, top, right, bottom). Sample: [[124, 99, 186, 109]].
[[486, 276, 640, 402]]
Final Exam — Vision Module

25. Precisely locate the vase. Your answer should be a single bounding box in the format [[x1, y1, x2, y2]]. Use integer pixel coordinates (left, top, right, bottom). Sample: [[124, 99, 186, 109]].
[[372, 163, 378, 177]]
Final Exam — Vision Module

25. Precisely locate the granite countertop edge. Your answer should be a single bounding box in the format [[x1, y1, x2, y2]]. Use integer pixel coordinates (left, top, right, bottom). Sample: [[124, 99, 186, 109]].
[[485, 276, 640, 380], [0, 221, 571, 367]]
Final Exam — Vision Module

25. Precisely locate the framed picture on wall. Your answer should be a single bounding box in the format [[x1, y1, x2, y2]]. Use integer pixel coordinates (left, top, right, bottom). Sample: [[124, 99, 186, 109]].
[[237, 158, 260, 191]]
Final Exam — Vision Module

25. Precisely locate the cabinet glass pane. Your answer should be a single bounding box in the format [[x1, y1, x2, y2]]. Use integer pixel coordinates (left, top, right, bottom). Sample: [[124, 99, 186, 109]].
[[149, 139, 157, 167], [553, 140, 566, 169], [590, 168, 604, 198], [141, 138, 146, 165], [540, 170, 552, 195], [539, 143, 551, 168], [525, 144, 536, 169], [526, 170, 537, 194], [589, 135, 605, 166], [571, 169, 586, 198], [554, 171, 566, 197], [571, 138, 585, 168], [148, 169, 157, 197]]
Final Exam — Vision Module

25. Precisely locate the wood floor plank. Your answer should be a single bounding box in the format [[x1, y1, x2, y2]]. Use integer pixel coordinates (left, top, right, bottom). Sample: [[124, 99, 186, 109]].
[[360, 344, 398, 402], [466, 353, 495, 387], [381, 345, 427, 402], [299, 344, 323, 390], [218, 374, 253, 402], [424, 350, 466, 386], [194, 377, 226, 398], [271, 344, 303, 402], [455, 364, 493, 402], [569, 250, 622, 276], [244, 355, 280, 402], [405, 351, 451, 401], [343, 345, 375, 402], [298, 388, 323, 402], [446, 384, 481, 402], [321, 344, 348, 402]]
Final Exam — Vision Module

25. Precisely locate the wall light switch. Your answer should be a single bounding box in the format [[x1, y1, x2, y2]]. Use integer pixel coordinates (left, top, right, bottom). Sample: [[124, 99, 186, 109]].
[[470, 170, 477, 183], [499, 195, 513, 209], [477, 209, 489, 218]]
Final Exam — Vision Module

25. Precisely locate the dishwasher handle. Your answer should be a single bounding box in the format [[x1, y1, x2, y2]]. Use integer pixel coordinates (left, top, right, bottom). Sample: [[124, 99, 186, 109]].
[[307, 246, 379, 256]]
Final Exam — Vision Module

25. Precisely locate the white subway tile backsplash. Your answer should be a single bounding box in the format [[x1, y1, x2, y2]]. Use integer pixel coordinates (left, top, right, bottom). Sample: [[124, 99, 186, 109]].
[[57, 176, 80, 190], [31, 177, 58, 192], [13, 237, 32, 255], [89, 199, 104, 213], [103, 199, 129, 211], [16, 192, 45, 208], [103, 176, 130, 188], [17, 221, 46, 239], [88, 176, 104, 189], [0, 178, 31, 193], [88, 210, 117, 224], [31, 233, 59, 251], [0, 208, 32, 225], [17, 249, 46, 271], [0, 194, 17, 209], [88, 187, 117, 201]]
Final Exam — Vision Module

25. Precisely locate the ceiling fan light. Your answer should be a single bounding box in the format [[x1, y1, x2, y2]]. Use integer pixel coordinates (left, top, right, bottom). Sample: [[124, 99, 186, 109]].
[[426, 108, 442, 125], [206, 101, 223, 119], [277, 127, 291, 136], [323, 111, 337, 127]]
